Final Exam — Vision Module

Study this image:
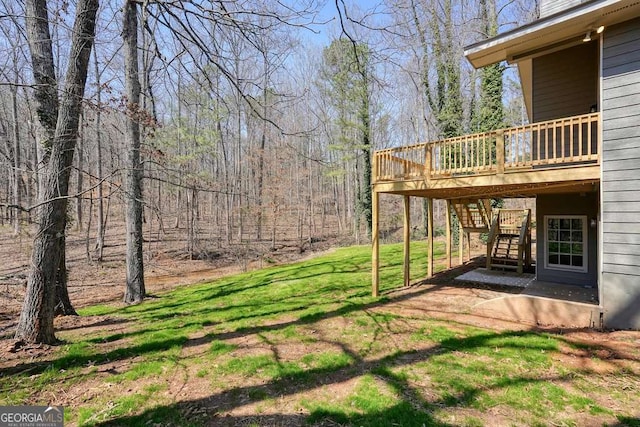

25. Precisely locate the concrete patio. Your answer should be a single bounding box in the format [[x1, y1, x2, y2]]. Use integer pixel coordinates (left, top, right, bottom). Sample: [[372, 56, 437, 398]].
[[455, 266, 601, 328]]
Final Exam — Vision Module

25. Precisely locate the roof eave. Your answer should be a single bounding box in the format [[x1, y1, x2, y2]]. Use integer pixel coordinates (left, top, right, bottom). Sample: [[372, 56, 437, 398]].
[[464, 0, 640, 68]]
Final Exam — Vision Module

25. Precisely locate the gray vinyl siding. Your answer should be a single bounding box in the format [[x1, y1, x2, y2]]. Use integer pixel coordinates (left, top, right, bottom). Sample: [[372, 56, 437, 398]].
[[539, 0, 582, 17], [601, 17, 640, 329], [531, 42, 599, 161], [532, 42, 598, 122], [536, 193, 598, 288]]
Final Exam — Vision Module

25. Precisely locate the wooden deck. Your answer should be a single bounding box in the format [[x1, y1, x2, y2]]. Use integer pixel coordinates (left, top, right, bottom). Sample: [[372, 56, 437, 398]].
[[373, 112, 601, 198], [371, 113, 602, 297]]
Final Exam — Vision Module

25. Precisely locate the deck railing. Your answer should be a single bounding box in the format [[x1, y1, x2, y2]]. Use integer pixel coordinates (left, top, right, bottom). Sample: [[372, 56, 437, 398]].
[[373, 112, 600, 183], [497, 209, 527, 234]]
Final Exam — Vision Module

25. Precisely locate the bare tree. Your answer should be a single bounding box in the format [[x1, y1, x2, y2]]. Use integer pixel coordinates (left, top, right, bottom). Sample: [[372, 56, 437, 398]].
[[122, 0, 145, 303], [93, 45, 106, 260], [14, 0, 98, 344]]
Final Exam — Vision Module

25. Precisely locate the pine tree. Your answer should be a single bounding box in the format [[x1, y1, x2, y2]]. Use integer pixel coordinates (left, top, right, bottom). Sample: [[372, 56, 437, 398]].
[[321, 39, 373, 238]]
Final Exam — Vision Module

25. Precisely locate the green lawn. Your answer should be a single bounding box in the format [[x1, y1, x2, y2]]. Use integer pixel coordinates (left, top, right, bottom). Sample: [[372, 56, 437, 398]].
[[1, 242, 639, 426]]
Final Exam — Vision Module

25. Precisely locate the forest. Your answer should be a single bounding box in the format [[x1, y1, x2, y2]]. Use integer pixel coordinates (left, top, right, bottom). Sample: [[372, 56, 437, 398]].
[[3, 3, 640, 426], [0, 0, 536, 345]]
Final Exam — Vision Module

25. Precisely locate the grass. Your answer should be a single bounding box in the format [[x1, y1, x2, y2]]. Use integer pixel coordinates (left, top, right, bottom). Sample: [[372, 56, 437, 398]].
[[0, 242, 638, 426]]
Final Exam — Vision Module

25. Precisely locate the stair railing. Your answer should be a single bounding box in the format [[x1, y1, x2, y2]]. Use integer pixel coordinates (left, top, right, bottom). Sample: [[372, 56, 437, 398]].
[[486, 213, 500, 269], [517, 209, 532, 273], [480, 199, 492, 228], [486, 208, 532, 273]]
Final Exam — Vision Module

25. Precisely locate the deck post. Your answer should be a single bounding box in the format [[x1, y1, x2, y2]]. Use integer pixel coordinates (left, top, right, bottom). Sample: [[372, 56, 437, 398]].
[[372, 190, 380, 297], [526, 209, 532, 268], [427, 197, 434, 278], [458, 220, 464, 265], [445, 199, 452, 269], [496, 130, 505, 174], [403, 195, 411, 287]]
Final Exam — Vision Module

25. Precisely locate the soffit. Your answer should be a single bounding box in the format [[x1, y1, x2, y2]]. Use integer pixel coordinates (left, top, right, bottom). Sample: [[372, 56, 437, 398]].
[[465, 0, 640, 68]]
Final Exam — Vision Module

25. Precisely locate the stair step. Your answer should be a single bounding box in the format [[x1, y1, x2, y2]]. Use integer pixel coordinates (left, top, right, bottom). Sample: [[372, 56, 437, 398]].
[[487, 209, 531, 273], [490, 263, 519, 270], [492, 255, 518, 261]]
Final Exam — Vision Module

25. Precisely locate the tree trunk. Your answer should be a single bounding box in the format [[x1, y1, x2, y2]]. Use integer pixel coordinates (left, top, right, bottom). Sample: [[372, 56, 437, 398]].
[[10, 85, 22, 235], [359, 84, 372, 238], [24, 0, 58, 158], [22, 0, 80, 319], [122, 0, 146, 304], [85, 190, 93, 261], [15, 0, 98, 344], [54, 235, 78, 316], [186, 188, 193, 258], [94, 47, 105, 260], [76, 110, 84, 231]]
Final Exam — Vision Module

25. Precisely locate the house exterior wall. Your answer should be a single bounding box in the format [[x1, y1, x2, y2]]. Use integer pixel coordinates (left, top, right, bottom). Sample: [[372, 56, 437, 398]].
[[601, 17, 640, 329], [539, 0, 583, 17], [532, 42, 598, 122], [536, 192, 598, 287]]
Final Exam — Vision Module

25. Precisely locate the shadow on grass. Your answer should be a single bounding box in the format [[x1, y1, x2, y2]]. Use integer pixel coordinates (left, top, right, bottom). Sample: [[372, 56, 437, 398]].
[[126, 256, 371, 313], [95, 401, 452, 427], [615, 417, 640, 427], [0, 335, 189, 377], [90, 330, 609, 427], [55, 316, 131, 332]]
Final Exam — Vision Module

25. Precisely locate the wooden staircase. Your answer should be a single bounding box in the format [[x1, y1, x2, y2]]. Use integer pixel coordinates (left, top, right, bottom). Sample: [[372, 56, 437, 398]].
[[491, 234, 520, 268], [486, 209, 532, 274], [450, 199, 492, 232]]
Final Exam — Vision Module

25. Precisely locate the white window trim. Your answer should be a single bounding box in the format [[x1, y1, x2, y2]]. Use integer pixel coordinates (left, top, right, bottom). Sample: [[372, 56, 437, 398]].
[[544, 215, 588, 273]]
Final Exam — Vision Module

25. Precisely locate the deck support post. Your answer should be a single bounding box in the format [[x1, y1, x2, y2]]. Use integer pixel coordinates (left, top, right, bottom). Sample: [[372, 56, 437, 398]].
[[445, 199, 452, 269], [427, 197, 434, 278], [459, 220, 464, 265], [372, 190, 379, 297], [526, 209, 532, 268], [403, 195, 411, 287]]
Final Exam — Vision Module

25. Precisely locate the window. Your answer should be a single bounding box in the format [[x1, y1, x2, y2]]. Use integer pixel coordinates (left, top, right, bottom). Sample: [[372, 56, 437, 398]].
[[545, 216, 587, 272]]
